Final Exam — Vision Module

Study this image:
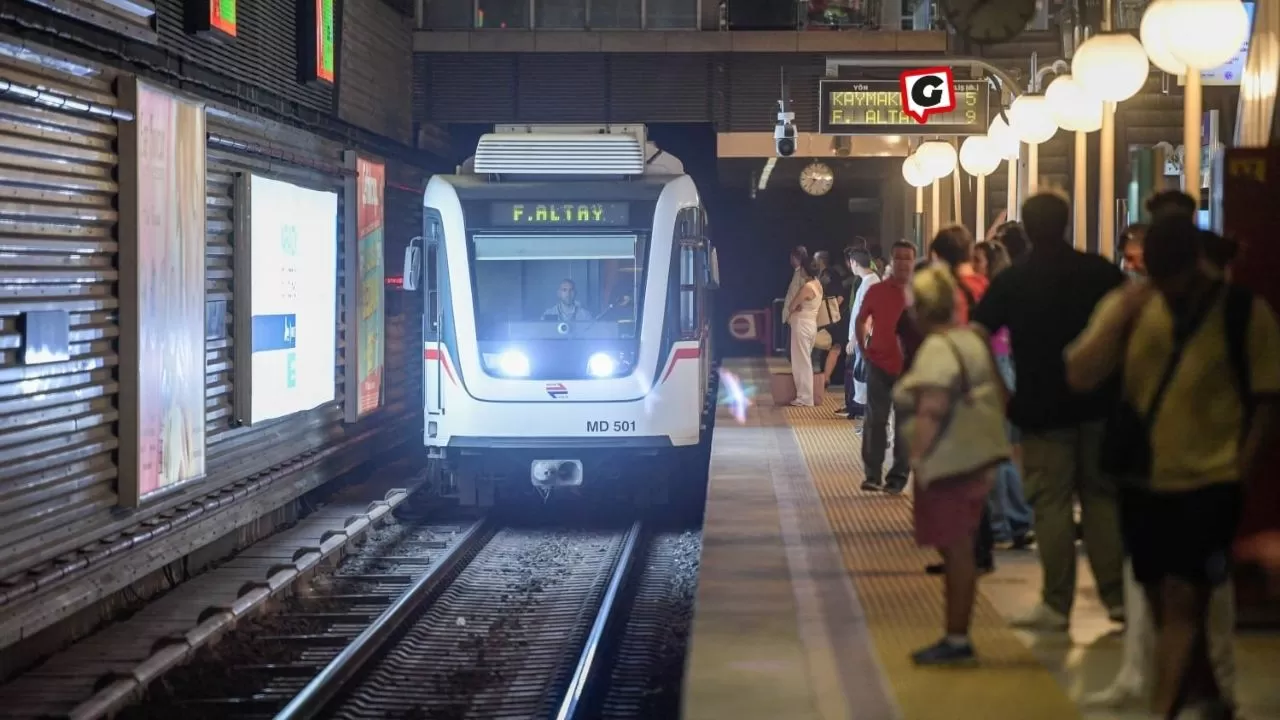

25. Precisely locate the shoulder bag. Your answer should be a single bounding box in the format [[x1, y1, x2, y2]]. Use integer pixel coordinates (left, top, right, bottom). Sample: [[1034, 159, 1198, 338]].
[[913, 329, 1012, 489], [1099, 284, 1221, 481]]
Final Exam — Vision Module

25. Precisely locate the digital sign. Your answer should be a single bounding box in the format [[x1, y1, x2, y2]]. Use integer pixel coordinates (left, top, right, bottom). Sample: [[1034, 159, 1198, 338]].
[[819, 78, 989, 135], [344, 154, 385, 421], [489, 202, 630, 227], [238, 174, 338, 424], [296, 0, 335, 84], [185, 0, 237, 38]]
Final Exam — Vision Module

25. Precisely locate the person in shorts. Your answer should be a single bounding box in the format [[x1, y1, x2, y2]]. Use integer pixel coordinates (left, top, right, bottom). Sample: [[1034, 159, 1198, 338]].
[[1065, 215, 1280, 720]]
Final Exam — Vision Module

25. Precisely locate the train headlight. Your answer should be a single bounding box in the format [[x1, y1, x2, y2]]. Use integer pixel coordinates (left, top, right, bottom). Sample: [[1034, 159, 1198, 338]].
[[498, 350, 530, 377], [587, 352, 617, 378]]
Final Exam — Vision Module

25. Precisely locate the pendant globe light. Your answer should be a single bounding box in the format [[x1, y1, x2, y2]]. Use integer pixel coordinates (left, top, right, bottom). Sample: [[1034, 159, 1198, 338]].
[[915, 140, 958, 179], [959, 136, 1000, 177], [987, 116, 1021, 160], [901, 154, 932, 188], [1140, 0, 1188, 75], [1163, 0, 1251, 70], [1008, 94, 1059, 144], [1045, 75, 1103, 133], [1072, 32, 1150, 103]]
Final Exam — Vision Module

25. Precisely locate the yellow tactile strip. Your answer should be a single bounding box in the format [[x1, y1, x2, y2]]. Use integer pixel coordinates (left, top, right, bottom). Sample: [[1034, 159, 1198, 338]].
[[782, 399, 1082, 720]]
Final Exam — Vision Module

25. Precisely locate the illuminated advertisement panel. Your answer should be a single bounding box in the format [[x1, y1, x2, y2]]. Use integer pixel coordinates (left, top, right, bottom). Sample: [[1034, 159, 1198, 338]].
[[185, 0, 237, 38], [118, 78, 208, 506], [297, 0, 335, 84], [343, 153, 386, 421], [234, 174, 339, 424]]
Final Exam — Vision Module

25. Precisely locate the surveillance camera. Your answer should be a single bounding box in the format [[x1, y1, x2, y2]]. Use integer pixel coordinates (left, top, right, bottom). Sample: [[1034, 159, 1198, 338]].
[[775, 102, 797, 157]]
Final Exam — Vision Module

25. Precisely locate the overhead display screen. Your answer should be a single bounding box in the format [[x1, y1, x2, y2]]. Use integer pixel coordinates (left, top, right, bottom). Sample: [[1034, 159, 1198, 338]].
[[245, 175, 338, 424], [819, 78, 990, 135], [489, 202, 630, 227]]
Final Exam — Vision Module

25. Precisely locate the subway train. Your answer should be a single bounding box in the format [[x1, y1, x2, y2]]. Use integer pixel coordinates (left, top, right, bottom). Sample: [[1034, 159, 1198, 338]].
[[402, 125, 720, 506]]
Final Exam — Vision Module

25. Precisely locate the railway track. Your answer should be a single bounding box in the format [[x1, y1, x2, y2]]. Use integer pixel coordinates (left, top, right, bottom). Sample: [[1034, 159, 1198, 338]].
[[120, 517, 698, 720]]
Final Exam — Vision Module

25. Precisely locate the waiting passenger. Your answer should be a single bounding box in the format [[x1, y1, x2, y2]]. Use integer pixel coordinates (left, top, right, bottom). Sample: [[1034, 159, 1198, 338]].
[[839, 247, 880, 420], [854, 240, 916, 492], [974, 240, 1035, 553], [543, 279, 593, 322], [785, 260, 823, 407], [895, 266, 1011, 665], [1065, 214, 1280, 720], [1119, 224, 1149, 278], [782, 245, 809, 328], [973, 191, 1126, 631]]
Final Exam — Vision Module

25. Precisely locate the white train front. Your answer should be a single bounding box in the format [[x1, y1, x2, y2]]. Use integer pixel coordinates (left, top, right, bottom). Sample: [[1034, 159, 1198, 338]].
[[402, 126, 719, 506]]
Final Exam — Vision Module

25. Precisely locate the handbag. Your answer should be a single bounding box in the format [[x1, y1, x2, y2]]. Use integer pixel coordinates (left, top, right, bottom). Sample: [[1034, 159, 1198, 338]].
[[1099, 284, 1220, 480], [816, 295, 842, 327], [814, 328, 833, 351], [913, 330, 1012, 490]]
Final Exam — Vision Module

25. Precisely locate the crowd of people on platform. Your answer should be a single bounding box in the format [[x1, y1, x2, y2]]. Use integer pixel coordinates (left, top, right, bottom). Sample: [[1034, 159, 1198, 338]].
[[779, 189, 1280, 720]]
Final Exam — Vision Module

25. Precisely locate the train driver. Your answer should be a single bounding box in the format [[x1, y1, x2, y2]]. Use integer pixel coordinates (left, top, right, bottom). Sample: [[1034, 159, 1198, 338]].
[[543, 279, 594, 322]]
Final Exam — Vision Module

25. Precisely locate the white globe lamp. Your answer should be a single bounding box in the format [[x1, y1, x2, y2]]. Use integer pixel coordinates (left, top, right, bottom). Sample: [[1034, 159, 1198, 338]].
[[1073, 32, 1150, 102], [901, 154, 932, 188], [959, 136, 1000, 177], [1140, 0, 1188, 75], [1045, 75, 1103, 133], [987, 116, 1021, 160], [1165, 0, 1251, 70], [1008, 94, 1059, 145], [915, 140, 958, 179]]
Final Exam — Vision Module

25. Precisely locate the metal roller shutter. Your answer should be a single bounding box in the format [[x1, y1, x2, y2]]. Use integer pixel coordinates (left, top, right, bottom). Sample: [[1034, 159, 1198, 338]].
[[424, 54, 518, 123], [0, 44, 123, 579], [608, 54, 711, 123], [516, 54, 607, 123], [724, 54, 825, 132]]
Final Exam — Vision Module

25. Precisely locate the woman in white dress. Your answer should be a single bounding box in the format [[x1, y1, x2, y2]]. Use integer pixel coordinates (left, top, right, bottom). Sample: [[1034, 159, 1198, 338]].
[[787, 263, 822, 407]]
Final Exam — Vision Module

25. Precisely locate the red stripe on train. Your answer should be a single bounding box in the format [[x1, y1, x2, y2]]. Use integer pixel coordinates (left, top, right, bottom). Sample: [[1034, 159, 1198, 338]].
[[423, 347, 458, 385]]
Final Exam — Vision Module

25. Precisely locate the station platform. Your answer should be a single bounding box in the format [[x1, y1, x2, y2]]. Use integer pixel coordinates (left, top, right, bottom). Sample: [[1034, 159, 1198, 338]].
[[682, 358, 1280, 720]]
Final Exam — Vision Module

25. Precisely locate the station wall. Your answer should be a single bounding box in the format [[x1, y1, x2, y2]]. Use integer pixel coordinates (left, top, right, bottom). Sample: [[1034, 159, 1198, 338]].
[[0, 0, 439, 644]]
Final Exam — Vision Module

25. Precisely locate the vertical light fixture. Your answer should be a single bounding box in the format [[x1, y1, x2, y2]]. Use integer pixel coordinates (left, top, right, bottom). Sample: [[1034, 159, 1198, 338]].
[[1007, 94, 1059, 194], [1072, 26, 1150, 258], [1046, 74, 1104, 250], [959, 135, 1000, 235], [987, 116, 1022, 219]]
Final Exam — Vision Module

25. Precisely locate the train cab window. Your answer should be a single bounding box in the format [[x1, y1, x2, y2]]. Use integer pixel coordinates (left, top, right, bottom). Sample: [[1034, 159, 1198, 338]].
[[470, 233, 646, 342]]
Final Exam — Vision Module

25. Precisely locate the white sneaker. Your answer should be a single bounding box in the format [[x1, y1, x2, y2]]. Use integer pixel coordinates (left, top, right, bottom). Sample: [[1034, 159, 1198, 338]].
[[1010, 603, 1069, 631]]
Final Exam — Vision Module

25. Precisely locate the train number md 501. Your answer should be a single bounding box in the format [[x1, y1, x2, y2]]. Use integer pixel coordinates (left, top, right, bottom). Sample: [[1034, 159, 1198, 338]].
[[586, 420, 636, 433]]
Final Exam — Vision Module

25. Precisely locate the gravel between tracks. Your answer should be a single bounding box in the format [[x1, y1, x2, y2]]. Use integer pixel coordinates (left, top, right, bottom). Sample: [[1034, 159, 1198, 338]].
[[118, 514, 472, 720], [330, 528, 627, 720], [600, 530, 702, 719]]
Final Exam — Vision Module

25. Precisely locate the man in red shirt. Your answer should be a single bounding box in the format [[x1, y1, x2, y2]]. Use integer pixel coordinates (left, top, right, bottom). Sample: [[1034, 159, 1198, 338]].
[[855, 240, 917, 493]]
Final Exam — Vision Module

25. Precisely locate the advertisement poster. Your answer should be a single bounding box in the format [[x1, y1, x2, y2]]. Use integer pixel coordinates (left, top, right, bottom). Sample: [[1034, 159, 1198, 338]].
[[124, 80, 208, 503], [317, 0, 335, 83], [212, 0, 237, 36], [355, 157, 385, 417], [247, 175, 338, 423]]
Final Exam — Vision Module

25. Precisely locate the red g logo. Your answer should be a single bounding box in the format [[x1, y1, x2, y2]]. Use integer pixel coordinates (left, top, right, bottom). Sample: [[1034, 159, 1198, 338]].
[[900, 67, 956, 124]]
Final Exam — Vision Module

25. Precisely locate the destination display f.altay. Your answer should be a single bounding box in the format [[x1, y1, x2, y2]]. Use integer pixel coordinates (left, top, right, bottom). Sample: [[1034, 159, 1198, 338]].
[[819, 79, 990, 135]]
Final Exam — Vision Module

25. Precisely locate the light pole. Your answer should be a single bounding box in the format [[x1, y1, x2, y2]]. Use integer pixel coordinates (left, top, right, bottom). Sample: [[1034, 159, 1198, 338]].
[[902, 154, 933, 251], [915, 140, 959, 238], [1139, 0, 1251, 205], [1072, 27, 1150, 259], [987, 115, 1022, 220], [960, 135, 1000, 234], [1046, 74, 1104, 250]]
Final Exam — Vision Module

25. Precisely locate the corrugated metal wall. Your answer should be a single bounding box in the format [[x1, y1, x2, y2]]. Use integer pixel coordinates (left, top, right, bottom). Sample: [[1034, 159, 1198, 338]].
[[0, 41, 425, 585], [0, 47, 123, 578], [412, 52, 721, 125], [338, 0, 414, 145], [154, 0, 333, 113]]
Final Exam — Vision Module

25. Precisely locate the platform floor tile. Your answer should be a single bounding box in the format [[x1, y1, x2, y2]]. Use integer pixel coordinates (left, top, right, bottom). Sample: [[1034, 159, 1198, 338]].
[[782, 398, 1082, 720]]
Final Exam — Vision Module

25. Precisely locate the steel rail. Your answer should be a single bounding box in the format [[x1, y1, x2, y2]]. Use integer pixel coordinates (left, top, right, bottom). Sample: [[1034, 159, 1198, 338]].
[[556, 520, 644, 720], [273, 517, 491, 720]]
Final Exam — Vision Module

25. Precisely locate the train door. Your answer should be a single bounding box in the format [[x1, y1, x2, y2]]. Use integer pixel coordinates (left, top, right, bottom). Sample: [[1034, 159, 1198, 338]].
[[424, 211, 445, 423]]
